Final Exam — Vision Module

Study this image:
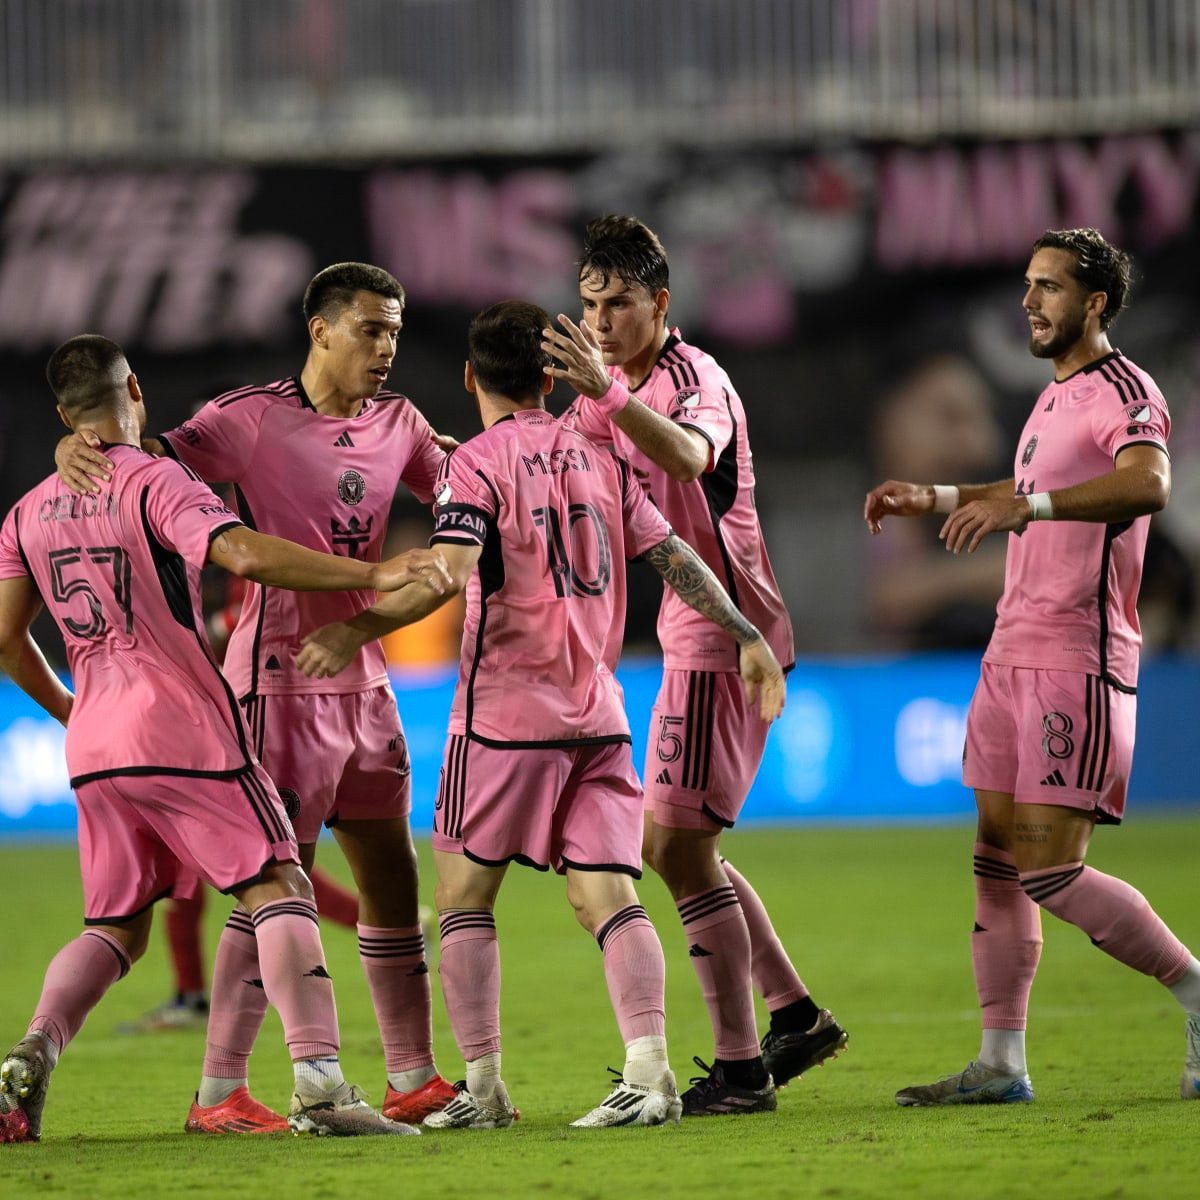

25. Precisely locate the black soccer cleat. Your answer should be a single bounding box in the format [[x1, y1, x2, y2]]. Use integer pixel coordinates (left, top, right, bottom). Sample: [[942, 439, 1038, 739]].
[[679, 1057, 777, 1117], [760, 1008, 848, 1088]]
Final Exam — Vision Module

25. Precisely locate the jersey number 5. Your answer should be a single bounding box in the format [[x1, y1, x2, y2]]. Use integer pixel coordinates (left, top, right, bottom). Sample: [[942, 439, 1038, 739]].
[[47, 546, 133, 639]]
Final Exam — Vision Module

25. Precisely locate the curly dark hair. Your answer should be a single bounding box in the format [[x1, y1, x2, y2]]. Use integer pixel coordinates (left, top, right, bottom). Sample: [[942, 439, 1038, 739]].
[[1031, 229, 1133, 330], [578, 215, 669, 294]]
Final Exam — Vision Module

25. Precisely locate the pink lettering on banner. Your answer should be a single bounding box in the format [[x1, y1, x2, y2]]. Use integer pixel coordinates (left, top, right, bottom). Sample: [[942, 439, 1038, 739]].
[[365, 169, 578, 306], [0, 171, 313, 352], [876, 135, 1200, 271]]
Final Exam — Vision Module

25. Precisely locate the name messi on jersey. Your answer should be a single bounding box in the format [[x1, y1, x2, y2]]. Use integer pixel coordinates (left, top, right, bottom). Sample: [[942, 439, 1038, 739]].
[[39, 492, 117, 522], [521, 448, 592, 477]]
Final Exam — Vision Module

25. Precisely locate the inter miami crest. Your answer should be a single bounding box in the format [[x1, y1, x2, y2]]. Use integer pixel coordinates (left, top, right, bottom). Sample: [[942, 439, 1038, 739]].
[[277, 787, 302, 824], [338, 468, 366, 505], [1021, 435, 1039, 468]]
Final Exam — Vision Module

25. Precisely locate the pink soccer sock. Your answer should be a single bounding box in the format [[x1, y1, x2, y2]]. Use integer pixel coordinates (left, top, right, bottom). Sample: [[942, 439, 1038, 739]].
[[720, 858, 809, 1011], [1020, 862, 1191, 984], [676, 885, 760, 1061], [28, 929, 131, 1053], [358, 924, 434, 1074], [595, 905, 666, 1042], [437, 910, 501, 1061], [202, 910, 269, 1079], [973, 844, 1043, 1030], [251, 898, 339, 1060]]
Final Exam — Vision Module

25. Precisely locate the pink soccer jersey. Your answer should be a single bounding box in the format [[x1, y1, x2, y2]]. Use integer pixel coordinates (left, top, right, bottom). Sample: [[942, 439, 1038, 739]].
[[984, 351, 1170, 690], [0, 445, 253, 784], [430, 409, 671, 745], [159, 377, 444, 698], [561, 329, 794, 673]]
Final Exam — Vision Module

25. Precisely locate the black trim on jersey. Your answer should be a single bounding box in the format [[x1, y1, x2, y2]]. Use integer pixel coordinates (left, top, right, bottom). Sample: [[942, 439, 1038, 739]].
[[1113, 439, 1169, 463], [467, 731, 631, 750], [70, 763, 252, 788], [698, 391, 742, 605], [677, 422, 716, 452], [1107, 355, 1148, 400], [139, 485, 199, 631], [12, 508, 33, 578], [664, 347, 700, 389], [215, 383, 266, 409], [1079, 350, 1124, 378], [207, 520, 243, 545], [83, 887, 172, 930], [157, 434, 179, 460], [232, 484, 270, 702], [462, 472, 504, 739], [630, 333, 682, 394], [1099, 361, 1135, 406], [294, 375, 317, 412], [1096, 520, 1137, 694]]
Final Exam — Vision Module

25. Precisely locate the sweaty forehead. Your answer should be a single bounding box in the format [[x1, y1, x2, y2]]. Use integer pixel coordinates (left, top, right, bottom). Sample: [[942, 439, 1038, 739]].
[[579, 271, 649, 302], [344, 291, 404, 326], [1026, 247, 1078, 285]]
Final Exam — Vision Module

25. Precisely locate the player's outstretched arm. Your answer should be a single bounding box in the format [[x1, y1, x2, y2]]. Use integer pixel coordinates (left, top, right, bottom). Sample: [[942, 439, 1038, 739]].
[[864, 477, 1016, 535], [55, 429, 167, 495], [642, 534, 785, 722], [208, 527, 451, 595], [541, 314, 709, 482], [295, 541, 481, 679], [0, 577, 74, 726]]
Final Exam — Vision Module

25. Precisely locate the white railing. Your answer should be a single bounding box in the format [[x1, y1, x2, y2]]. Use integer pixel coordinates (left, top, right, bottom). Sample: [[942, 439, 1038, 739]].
[[2, 0, 1198, 161]]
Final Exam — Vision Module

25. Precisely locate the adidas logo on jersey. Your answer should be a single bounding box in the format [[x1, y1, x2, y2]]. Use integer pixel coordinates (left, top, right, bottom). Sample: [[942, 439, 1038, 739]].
[[656, 769, 672, 786], [1040, 769, 1066, 787], [334, 432, 355, 448]]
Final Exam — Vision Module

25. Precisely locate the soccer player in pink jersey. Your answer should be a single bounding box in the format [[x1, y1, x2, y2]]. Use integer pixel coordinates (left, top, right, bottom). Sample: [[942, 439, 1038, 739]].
[[0, 336, 451, 1142], [542, 216, 847, 1115], [53, 264, 457, 1127], [865, 228, 1200, 1105], [295, 300, 786, 1128]]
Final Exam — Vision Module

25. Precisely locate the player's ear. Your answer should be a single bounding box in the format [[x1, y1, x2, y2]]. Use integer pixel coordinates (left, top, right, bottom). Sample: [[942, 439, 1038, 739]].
[[540, 370, 554, 396], [654, 287, 670, 319], [464, 361, 477, 395], [1087, 290, 1108, 324], [126, 373, 143, 405], [308, 313, 328, 348], [56, 403, 73, 431]]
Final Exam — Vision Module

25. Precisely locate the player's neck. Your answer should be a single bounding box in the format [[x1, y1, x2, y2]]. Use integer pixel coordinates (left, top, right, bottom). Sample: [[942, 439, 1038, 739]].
[[299, 361, 366, 418], [1052, 331, 1113, 381], [75, 414, 138, 448], [619, 325, 670, 390], [479, 394, 544, 429]]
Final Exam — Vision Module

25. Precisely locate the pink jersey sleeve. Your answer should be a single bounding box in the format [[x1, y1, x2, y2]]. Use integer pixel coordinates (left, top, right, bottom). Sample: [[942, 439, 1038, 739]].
[[429, 446, 497, 547], [617, 456, 672, 558], [1093, 394, 1170, 462], [160, 394, 261, 483], [143, 461, 243, 569], [0, 508, 27, 581], [398, 402, 447, 505], [561, 394, 615, 444], [668, 359, 734, 471]]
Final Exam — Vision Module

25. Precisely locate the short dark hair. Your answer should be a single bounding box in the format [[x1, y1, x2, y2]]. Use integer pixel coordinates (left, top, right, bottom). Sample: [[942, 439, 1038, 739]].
[[1032, 228, 1133, 330], [302, 262, 405, 322], [45, 335, 129, 416], [578, 215, 669, 294], [468, 300, 552, 401]]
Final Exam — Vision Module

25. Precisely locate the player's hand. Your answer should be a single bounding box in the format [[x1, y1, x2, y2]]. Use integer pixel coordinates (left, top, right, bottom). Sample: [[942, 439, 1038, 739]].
[[430, 429, 459, 453], [541, 314, 612, 399], [295, 622, 367, 679], [370, 548, 453, 594], [55, 429, 113, 495], [940, 497, 1032, 555], [863, 480, 935, 533], [738, 638, 786, 723]]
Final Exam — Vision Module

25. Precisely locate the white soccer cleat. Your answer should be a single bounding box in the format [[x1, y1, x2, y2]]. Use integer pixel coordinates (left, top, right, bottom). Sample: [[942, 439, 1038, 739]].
[[288, 1083, 420, 1136], [422, 1081, 517, 1130], [1180, 1013, 1200, 1100], [571, 1070, 682, 1128], [895, 1060, 1034, 1107]]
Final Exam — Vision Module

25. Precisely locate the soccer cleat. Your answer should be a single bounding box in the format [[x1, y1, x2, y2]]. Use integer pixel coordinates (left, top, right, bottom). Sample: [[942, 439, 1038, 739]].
[[0, 1090, 32, 1144], [422, 1080, 517, 1130], [382, 1073, 457, 1123], [184, 1086, 289, 1134], [895, 1060, 1034, 1107], [1180, 1012, 1200, 1100], [761, 1008, 849, 1087], [116, 993, 209, 1035], [288, 1084, 420, 1136], [0, 1035, 54, 1142], [679, 1057, 777, 1117], [570, 1069, 683, 1128]]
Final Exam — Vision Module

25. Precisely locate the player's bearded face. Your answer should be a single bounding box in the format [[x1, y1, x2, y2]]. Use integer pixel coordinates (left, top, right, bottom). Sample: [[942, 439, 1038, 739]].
[[579, 272, 663, 368], [324, 291, 403, 398], [1024, 248, 1091, 361]]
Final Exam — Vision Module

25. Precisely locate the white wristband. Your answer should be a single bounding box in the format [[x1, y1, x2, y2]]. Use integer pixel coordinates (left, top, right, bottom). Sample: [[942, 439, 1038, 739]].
[[932, 485, 960, 513], [1026, 492, 1054, 521]]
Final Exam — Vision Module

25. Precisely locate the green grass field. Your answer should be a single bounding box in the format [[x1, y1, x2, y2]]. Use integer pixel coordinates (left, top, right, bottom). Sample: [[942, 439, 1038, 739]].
[[2, 818, 1197, 1199]]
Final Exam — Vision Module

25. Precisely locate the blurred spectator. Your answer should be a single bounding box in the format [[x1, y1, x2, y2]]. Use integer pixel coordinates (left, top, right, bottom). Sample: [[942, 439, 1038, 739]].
[[866, 352, 1009, 649]]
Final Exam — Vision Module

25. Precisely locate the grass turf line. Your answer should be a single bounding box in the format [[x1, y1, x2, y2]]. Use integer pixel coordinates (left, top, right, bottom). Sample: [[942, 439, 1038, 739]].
[[1, 818, 1198, 1199]]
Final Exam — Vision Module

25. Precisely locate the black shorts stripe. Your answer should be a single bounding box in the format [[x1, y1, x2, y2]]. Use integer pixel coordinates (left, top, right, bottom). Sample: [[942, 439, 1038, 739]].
[[683, 672, 716, 791], [1074, 676, 1111, 793], [443, 734, 468, 840], [237, 769, 288, 845], [242, 765, 289, 844], [1089, 680, 1112, 793]]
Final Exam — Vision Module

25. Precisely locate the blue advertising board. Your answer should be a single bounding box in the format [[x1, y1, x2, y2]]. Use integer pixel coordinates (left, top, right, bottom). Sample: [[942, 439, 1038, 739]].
[[1, 655, 1196, 837]]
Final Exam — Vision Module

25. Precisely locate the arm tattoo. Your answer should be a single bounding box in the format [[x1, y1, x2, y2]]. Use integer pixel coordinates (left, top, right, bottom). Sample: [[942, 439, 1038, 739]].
[[643, 535, 760, 645]]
